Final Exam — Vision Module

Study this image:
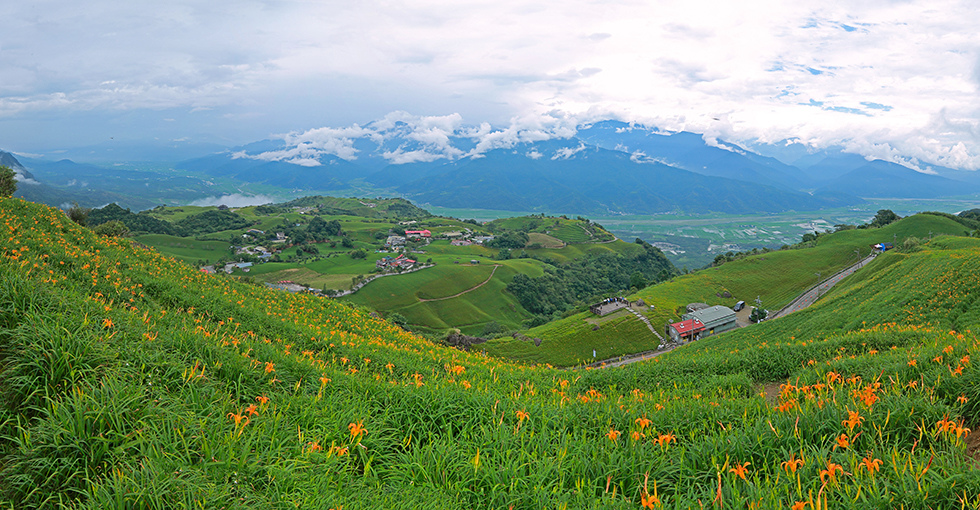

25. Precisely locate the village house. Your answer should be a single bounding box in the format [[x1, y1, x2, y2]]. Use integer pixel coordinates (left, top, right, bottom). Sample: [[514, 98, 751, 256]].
[[667, 318, 705, 342], [405, 229, 432, 238], [386, 235, 406, 248], [682, 305, 737, 336], [223, 262, 253, 274], [376, 254, 416, 270]]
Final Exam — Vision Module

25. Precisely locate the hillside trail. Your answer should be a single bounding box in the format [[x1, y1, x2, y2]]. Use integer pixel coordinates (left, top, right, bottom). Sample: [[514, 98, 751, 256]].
[[586, 253, 877, 370], [418, 264, 501, 302]]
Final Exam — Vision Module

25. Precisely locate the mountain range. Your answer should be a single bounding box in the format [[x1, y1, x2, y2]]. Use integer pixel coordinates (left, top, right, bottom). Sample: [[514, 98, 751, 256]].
[[6, 119, 980, 214]]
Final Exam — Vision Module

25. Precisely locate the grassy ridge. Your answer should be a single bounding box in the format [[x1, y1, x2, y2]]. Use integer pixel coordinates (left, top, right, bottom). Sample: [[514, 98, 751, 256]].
[[1, 197, 979, 509], [490, 214, 970, 367]]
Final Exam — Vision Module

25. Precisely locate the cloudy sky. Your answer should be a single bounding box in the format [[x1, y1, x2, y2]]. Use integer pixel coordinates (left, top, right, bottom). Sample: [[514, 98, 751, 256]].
[[2, 0, 979, 169]]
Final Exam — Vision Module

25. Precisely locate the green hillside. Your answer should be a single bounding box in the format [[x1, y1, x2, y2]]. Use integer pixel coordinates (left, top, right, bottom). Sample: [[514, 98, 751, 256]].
[[3, 197, 979, 509], [488, 213, 970, 366], [129, 200, 668, 335]]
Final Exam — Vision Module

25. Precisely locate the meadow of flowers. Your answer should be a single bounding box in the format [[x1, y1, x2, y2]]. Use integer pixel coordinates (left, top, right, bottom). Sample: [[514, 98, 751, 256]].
[[0, 197, 978, 509]]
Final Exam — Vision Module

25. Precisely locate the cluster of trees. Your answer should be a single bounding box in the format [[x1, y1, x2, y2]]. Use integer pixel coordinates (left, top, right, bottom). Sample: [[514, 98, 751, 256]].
[[712, 246, 776, 267], [486, 231, 529, 250], [826, 209, 903, 234], [88, 203, 184, 236], [506, 239, 675, 324], [176, 210, 252, 235]]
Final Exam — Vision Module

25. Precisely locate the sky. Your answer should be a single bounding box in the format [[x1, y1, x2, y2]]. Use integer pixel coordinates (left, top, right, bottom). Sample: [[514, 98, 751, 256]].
[[2, 0, 979, 170]]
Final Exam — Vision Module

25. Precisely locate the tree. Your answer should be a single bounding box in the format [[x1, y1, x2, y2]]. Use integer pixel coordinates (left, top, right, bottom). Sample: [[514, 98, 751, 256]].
[[629, 271, 647, 290], [869, 209, 901, 228], [66, 202, 90, 226], [0, 165, 16, 197], [93, 220, 129, 237]]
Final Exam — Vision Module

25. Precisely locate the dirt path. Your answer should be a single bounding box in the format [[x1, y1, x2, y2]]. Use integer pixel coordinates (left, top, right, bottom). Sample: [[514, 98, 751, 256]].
[[581, 343, 682, 369], [418, 265, 501, 302]]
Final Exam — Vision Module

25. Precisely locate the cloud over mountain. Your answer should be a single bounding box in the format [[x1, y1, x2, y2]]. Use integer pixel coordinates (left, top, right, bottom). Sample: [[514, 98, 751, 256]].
[[1, 1, 978, 171]]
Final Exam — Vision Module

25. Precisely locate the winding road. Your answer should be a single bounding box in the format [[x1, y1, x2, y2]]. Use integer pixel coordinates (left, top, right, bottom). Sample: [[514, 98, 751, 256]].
[[585, 253, 878, 370]]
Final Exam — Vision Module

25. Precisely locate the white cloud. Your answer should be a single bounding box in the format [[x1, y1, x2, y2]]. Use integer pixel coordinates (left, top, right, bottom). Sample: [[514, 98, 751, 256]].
[[12, 169, 39, 185], [551, 143, 587, 160], [190, 194, 276, 208], [0, 1, 978, 170]]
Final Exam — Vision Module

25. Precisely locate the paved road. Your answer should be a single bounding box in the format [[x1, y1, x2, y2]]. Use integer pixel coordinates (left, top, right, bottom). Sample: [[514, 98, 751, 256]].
[[771, 254, 877, 319]]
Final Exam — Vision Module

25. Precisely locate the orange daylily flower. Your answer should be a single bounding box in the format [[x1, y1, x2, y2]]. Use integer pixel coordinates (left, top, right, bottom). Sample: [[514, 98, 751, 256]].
[[858, 456, 882, 474], [781, 454, 805, 474], [606, 429, 621, 442], [842, 410, 863, 431], [635, 416, 652, 430], [640, 490, 660, 509], [729, 461, 750, 480], [820, 461, 844, 484], [349, 421, 367, 440]]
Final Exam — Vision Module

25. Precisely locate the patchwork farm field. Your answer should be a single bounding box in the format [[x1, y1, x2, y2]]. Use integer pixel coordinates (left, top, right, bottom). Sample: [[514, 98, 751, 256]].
[[3, 197, 980, 509]]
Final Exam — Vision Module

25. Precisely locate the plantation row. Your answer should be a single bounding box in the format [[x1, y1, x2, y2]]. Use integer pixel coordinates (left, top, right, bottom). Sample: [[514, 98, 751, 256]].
[[0, 197, 978, 508]]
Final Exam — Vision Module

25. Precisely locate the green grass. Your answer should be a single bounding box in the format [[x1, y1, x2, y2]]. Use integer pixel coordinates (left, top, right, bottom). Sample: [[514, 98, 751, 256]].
[[344, 259, 541, 334], [134, 234, 231, 264], [485, 310, 659, 366], [526, 232, 564, 248], [2, 197, 980, 508]]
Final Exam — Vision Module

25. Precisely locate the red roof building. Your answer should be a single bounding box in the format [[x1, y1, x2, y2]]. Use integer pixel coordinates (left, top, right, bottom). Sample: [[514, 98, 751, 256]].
[[405, 229, 431, 238], [668, 318, 705, 342]]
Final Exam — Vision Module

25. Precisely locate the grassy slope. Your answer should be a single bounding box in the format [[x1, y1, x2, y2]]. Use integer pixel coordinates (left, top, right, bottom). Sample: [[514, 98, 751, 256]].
[[486, 214, 969, 367], [1, 198, 979, 509], [134, 234, 232, 264]]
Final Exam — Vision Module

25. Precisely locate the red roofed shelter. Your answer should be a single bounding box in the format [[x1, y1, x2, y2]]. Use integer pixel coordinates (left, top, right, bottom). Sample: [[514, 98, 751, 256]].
[[667, 318, 705, 342]]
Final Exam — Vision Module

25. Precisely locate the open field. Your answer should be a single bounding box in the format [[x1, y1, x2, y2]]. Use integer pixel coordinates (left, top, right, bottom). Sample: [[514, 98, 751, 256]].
[[134, 234, 231, 264], [345, 258, 544, 334]]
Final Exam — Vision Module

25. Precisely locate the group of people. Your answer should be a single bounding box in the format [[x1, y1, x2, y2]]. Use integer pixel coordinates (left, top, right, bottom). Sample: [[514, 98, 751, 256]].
[[589, 296, 630, 315]]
